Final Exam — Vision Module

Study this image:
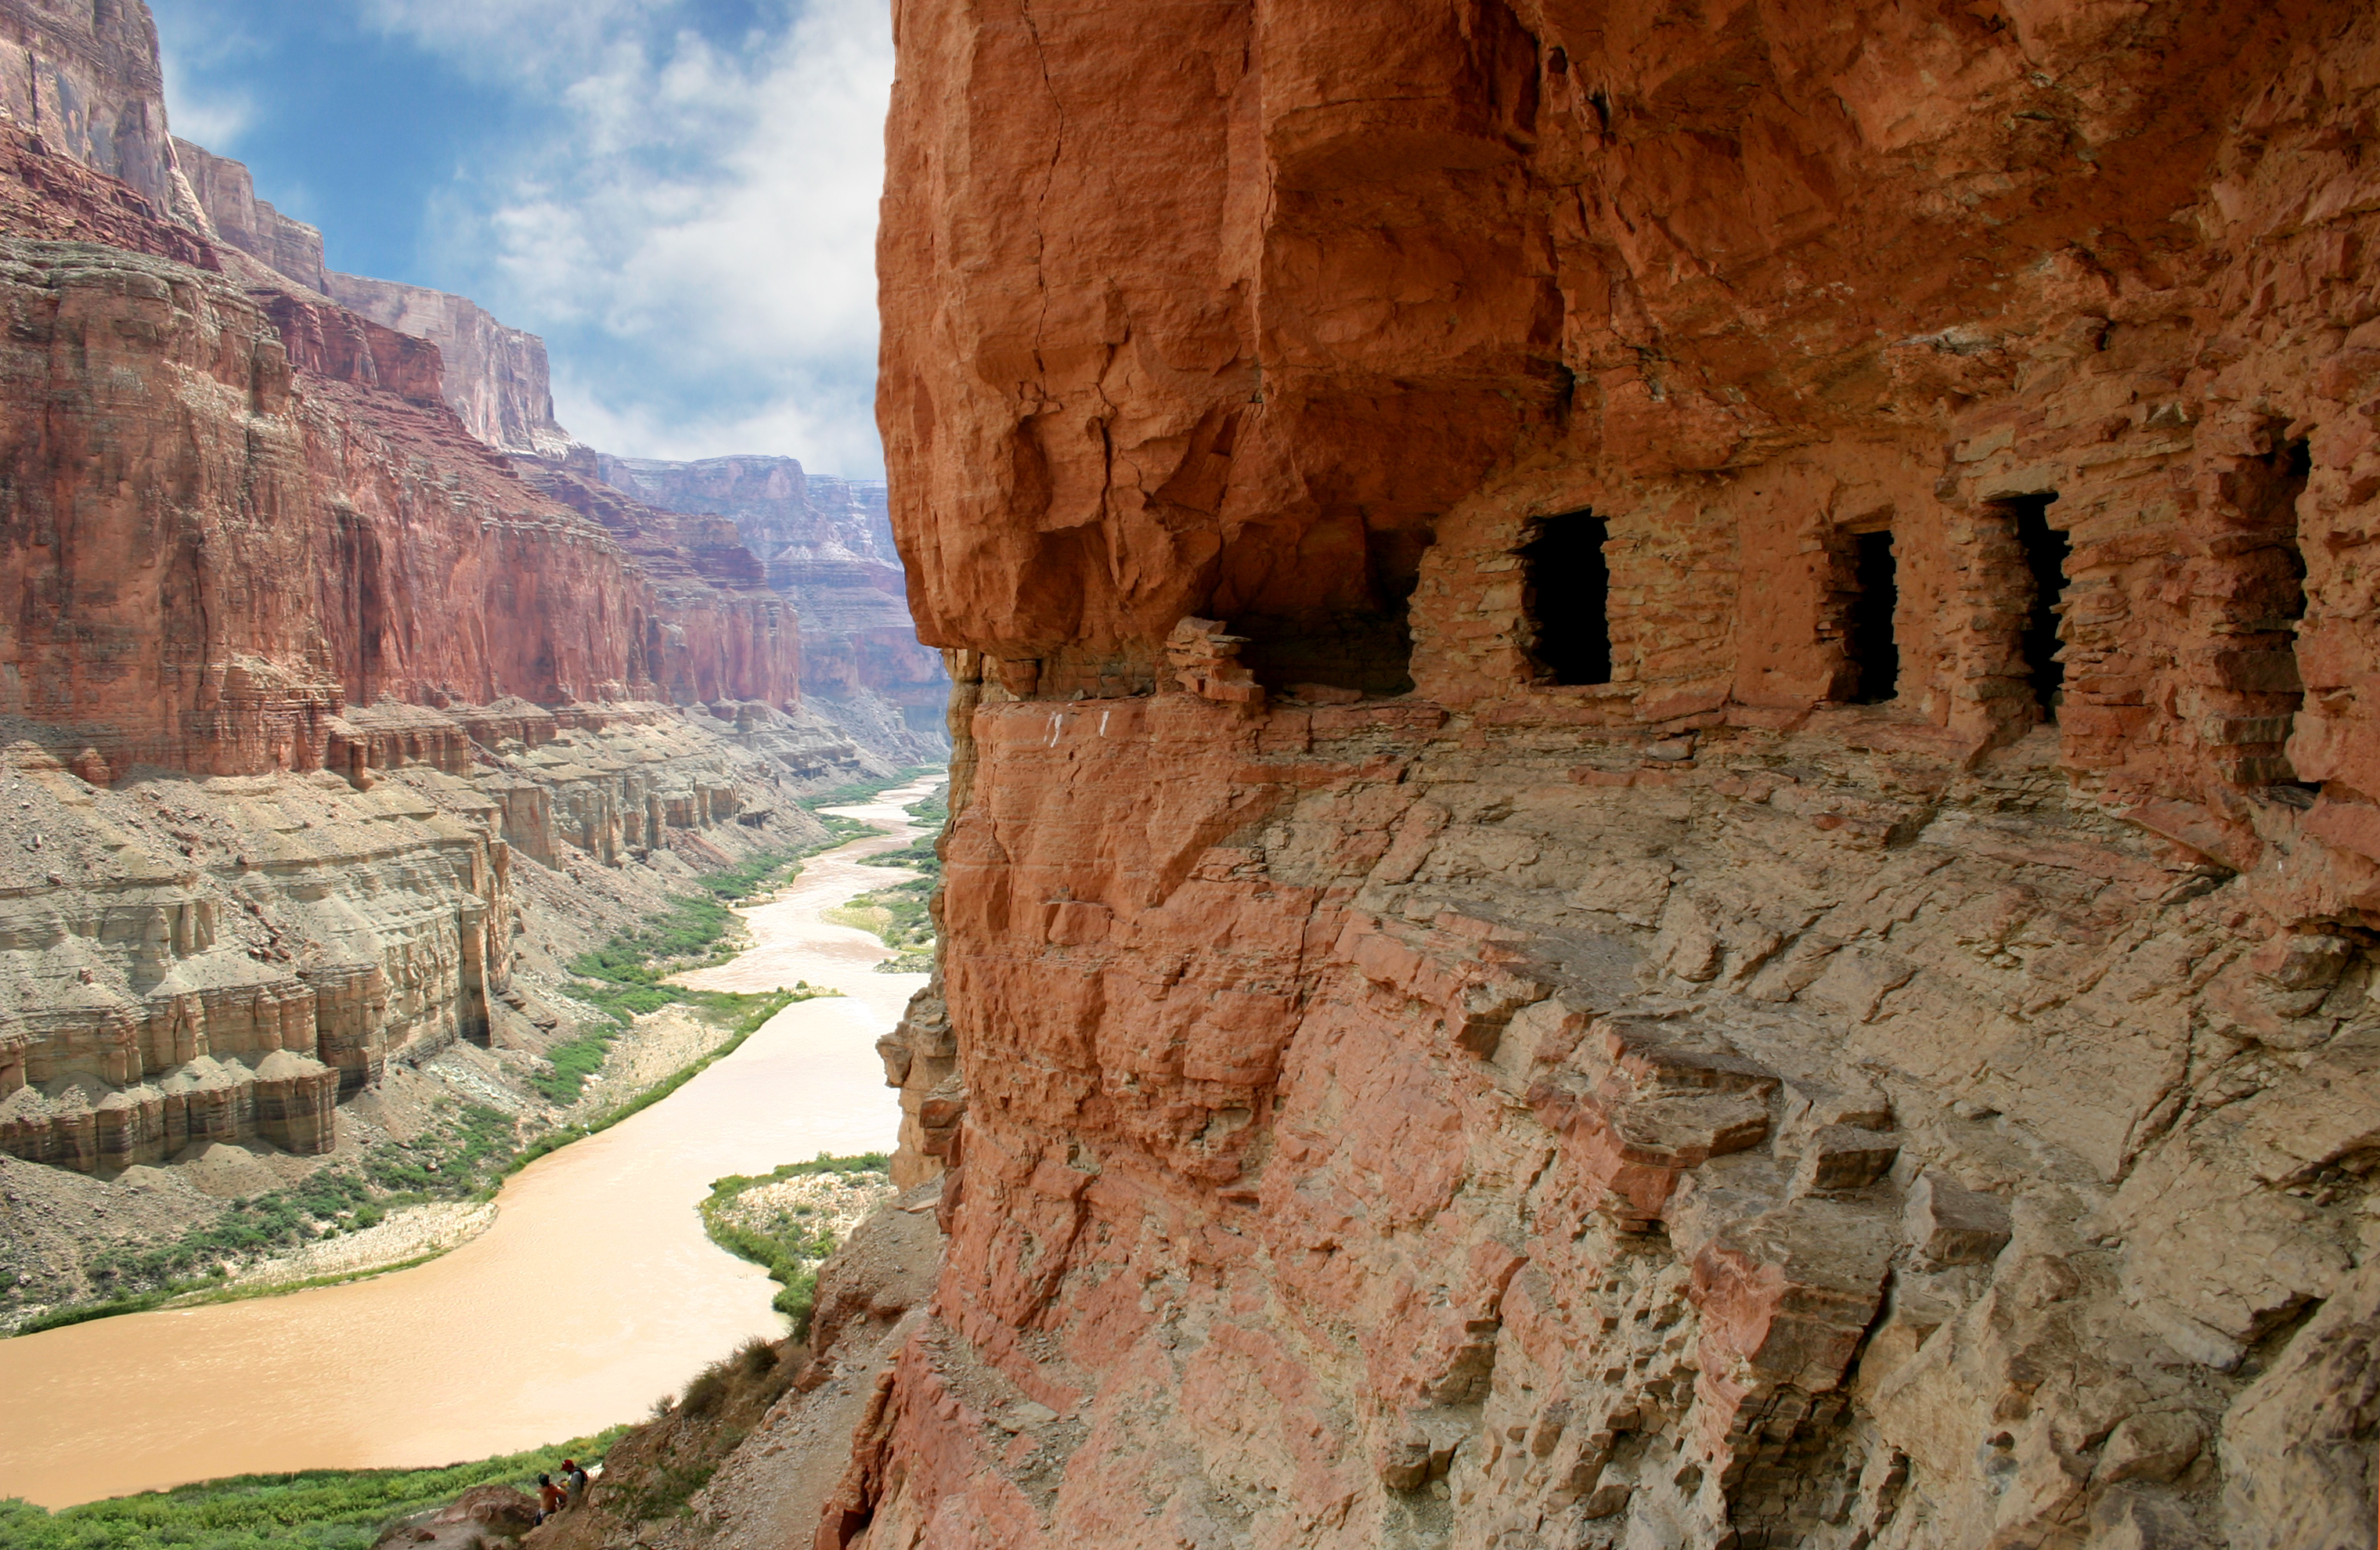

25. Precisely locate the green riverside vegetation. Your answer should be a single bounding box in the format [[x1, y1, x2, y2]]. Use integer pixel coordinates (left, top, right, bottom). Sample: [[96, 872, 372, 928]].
[[0, 1426, 629, 1550], [698, 1152, 892, 1336], [9, 818, 884, 1337], [833, 786, 945, 973]]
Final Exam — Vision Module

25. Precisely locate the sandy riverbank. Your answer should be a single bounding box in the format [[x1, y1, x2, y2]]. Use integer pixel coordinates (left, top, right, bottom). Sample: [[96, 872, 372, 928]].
[[0, 773, 939, 1508]]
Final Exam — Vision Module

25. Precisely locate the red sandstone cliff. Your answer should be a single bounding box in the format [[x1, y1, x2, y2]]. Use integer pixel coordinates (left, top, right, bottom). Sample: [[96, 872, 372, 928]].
[[839, 3, 2380, 1548], [0, 89, 800, 769], [0, 9, 851, 1191], [166, 132, 578, 461], [595, 454, 951, 748], [173, 136, 328, 294], [326, 271, 579, 457], [0, 0, 200, 226]]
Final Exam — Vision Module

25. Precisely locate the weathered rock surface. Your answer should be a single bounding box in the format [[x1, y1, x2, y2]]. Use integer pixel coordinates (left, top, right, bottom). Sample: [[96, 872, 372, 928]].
[[0, 694, 860, 1175], [328, 270, 578, 458], [173, 137, 326, 294], [597, 456, 951, 757], [0, 234, 800, 769], [846, 2, 2380, 1547], [0, 5, 866, 1181], [0, 0, 201, 226]]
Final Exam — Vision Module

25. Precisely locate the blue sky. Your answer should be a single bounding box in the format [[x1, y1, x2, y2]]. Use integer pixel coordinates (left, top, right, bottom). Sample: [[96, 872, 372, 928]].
[[153, 0, 893, 476]]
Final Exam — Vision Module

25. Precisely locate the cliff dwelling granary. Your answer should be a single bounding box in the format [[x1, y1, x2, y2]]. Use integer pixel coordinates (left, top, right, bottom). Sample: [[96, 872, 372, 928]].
[[849, 1, 2380, 1546]]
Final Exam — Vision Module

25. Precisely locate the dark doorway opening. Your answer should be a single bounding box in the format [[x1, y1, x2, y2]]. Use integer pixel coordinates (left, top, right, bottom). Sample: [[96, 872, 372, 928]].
[[1520, 510, 1612, 684], [1844, 531, 1899, 704], [1232, 524, 1433, 698], [2266, 438, 2312, 639], [2231, 436, 2314, 789], [2007, 494, 2068, 716]]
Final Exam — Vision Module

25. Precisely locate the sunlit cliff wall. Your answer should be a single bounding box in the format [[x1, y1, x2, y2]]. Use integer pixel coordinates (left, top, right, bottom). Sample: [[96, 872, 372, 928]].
[[850, 2, 2380, 1548], [0, 5, 836, 1176], [326, 272, 580, 458]]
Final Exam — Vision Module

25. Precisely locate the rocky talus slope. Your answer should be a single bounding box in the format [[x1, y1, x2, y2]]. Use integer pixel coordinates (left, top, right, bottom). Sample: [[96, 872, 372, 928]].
[[831, 2, 2380, 1548]]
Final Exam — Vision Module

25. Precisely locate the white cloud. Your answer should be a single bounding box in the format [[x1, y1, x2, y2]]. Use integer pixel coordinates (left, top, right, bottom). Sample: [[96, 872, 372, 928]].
[[158, 10, 261, 151], [359, 0, 892, 475]]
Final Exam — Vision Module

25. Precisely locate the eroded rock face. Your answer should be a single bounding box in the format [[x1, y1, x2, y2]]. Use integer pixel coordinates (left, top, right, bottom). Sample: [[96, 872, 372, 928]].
[[597, 454, 952, 752], [0, 0, 200, 225], [853, 2, 2380, 1547], [0, 5, 838, 1175], [326, 270, 578, 458], [0, 230, 801, 770], [173, 138, 326, 294], [0, 695, 850, 1171]]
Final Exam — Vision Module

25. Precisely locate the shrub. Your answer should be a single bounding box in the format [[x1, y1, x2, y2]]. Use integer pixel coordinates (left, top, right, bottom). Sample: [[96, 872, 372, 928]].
[[697, 1154, 889, 1339], [0, 1426, 628, 1549]]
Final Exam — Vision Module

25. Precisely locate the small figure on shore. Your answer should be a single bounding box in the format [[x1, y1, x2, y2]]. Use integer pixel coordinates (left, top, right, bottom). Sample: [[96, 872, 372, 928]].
[[561, 1457, 591, 1506], [535, 1472, 566, 1525]]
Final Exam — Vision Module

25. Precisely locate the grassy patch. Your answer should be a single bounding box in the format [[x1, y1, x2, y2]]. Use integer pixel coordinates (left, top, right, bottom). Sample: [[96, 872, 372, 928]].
[[698, 1154, 891, 1336], [505, 988, 813, 1174], [857, 832, 939, 874], [29, 1112, 518, 1332], [0, 1426, 628, 1550], [11, 848, 842, 1337], [825, 873, 936, 973], [797, 768, 942, 815], [541, 845, 828, 1105]]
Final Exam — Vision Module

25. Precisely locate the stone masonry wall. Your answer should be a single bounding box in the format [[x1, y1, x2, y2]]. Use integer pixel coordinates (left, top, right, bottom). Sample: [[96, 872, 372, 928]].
[[849, 4, 2380, 1548]]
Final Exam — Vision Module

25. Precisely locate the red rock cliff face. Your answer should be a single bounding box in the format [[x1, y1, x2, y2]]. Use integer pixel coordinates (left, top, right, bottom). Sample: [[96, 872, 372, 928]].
[[326, 271, 579, 457], [174, 136, 328, 294], [597, 453, 952, 723], [0, 119, 835, 1181], [0, 0, 200, 225], [0, 133, 799, 772], [856, 3, 2380, 1548]]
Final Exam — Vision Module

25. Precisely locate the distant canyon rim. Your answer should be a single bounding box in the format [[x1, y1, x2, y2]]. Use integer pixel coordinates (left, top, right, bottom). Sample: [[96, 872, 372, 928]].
[[2, 2, 2380, 1550]]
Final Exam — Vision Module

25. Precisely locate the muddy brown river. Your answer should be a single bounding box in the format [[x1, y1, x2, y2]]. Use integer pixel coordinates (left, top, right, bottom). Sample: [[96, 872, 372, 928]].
[[0, 776, 939, 1508]]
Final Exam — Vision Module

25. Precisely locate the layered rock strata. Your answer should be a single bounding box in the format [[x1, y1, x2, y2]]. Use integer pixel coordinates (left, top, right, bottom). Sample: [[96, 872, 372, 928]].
[[0, 695, 853, 1173], [597, 455, 952, 755], [850, 3, 2380, 1548], [0, 0, 200, 225], [0, 215, 802, 768], [172, 137, 326, 293], [326, 271, 578, 458], [0, 35, 848, 1175]]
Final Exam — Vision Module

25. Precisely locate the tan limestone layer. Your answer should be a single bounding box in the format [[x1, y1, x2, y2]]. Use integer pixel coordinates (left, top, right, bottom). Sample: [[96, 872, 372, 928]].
[[849, 2, 2380, 1548], [0, 693, 872, 1175]]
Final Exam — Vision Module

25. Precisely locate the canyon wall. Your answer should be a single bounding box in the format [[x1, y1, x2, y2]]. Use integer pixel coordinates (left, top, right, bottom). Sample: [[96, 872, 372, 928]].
[[166, 132, 578, 460], [172, 136, 326, 294], [0, 15, 858, 1177], [0, 227, 799, 771], [0, 0, 198, 225], [326, 272, 579, 458], [598, 453, 952, 754], [849, 2, 2380, 1548]]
